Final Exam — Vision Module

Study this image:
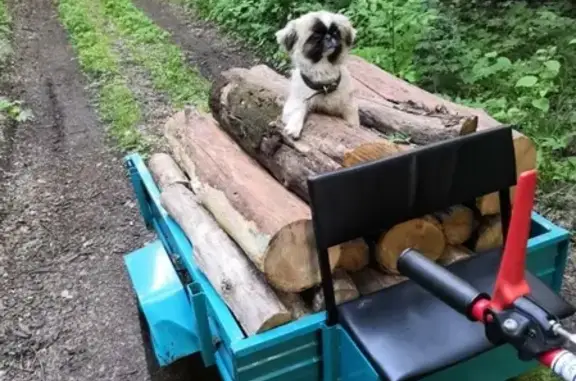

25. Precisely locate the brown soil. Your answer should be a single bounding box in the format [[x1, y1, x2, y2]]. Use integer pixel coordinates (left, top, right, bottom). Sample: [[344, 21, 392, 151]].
[[0, 0, 255, 379]]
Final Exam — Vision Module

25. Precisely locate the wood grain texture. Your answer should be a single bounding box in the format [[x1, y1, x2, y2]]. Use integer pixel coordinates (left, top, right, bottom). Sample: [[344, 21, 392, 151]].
[[433, 205, 475, 245], [376, 217, 446, 274], [160, 183, 292, 335], [311, 269, 359, 312], [164, 108, 340, 292], [475, 215, 503, 252], [148, 152, 189, 190], [337, 238, 370, 272]]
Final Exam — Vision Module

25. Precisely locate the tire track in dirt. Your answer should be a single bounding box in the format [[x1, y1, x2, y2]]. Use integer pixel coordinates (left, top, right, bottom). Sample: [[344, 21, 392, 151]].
[[132, 0, 262, 81], [0, 0, 179, 379]]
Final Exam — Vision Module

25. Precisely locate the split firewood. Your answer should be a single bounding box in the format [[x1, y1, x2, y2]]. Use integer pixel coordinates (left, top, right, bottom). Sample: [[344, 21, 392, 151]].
[[438, 245, 473, 266], [160, 183, 292, 335], [164, 107, 344, 293], [209, 65, 416, 202], [349, 267, 408, 295], [346, 55, 536, 216], [336, 238, 370, 272], [311, 269, 359, 312], [148, 152, 189, 189], [433, 205, 476, 245], [475, 215, 503, 252], [375, 217, 446, 274]]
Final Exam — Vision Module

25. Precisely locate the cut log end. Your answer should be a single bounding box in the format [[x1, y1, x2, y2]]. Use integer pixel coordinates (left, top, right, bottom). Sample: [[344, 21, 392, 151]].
[[337, 238, 370, 272], [475, 215, 503, 252], [265, 219, 341, 293], [312, 269, 359, 312], [434, 205, 475, 245], [160, 183, 292, 336], [342, 141, 408, 168], [376, 217, 446, 274]]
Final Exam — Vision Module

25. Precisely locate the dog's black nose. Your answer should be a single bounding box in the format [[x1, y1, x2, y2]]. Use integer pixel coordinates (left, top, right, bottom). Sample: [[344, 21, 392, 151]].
[[323, 35, 339, 50]]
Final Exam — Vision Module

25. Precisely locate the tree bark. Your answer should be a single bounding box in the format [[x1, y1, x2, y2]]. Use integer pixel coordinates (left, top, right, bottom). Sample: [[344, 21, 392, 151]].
[[210, 65, 437, 202], [347, 55, 536, 216], [311, 269, 359, 312], [164, 107, 340, 292], [274, 290, 312, 320], [160, 183, 292, 335], [148, 152, 189, 189]]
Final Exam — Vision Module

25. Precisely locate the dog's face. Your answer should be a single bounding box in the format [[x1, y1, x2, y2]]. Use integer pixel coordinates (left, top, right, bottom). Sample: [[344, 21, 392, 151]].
[[276, 11, 356, 65]]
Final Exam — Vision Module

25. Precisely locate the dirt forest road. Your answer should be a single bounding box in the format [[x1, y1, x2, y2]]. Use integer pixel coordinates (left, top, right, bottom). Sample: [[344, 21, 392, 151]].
[[0, 0, 257, 379], [0, 0, 575, 380], [0, 0, 157, 380]]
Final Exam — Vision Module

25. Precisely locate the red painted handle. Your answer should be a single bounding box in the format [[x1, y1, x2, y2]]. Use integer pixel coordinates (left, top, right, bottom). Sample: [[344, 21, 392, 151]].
[[490, 169, 537, 311]]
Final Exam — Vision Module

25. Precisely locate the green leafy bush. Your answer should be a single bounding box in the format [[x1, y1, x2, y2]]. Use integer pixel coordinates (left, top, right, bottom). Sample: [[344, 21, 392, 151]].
[[185, 0, 576, 187]]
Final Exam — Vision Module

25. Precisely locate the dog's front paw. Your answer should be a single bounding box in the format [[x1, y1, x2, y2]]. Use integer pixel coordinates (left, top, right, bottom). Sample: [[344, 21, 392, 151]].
[[283, 121, 304, 140], [343, 108, 361, 128]]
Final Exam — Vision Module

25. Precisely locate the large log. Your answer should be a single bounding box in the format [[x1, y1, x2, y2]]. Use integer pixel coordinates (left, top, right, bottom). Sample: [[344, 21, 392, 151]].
[[355, 89, 479, 145], [149, 152, 312, 317], [347, 55, 536, 215], [210, 65, 448, 202], [164, 107, 341, 292], [376, 217, 446, 274], [160, 183, 292, 335]]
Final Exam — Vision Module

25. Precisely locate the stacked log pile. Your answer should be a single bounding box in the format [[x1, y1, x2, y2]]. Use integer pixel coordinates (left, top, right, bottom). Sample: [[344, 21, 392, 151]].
[[149, 55, 534, 336]]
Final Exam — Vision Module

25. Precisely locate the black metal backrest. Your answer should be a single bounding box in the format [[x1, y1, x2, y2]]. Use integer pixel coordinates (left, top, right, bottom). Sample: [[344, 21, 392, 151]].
[[307, 125, 517, 324]]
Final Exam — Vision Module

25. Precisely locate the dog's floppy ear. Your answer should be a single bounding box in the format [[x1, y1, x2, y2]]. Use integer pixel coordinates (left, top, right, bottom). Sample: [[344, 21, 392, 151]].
[[275, 21, 298, 52], [334, 14, 357, 47]]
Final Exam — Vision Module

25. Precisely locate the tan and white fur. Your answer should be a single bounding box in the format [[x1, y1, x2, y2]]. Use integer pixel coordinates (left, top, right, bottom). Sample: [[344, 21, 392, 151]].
[[275, 11, 360, 139]]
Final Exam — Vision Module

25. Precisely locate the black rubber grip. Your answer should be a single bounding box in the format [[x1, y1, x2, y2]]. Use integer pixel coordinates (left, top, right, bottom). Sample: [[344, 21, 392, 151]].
[[397, 249, 487, 318]]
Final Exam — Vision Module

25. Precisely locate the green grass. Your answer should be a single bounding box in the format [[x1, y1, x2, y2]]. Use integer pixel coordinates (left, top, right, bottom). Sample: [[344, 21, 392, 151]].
[[0, 0, 12, 65], [101, 0, 210, 111], [58, 0, 148, 153], [59, 0, 211, 152], [0, 0, 32, 124], [515, 366, 557, 381]]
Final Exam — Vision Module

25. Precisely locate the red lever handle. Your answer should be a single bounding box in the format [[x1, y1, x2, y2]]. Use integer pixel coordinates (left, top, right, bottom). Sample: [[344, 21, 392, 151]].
[[490, 169, 537, 311]]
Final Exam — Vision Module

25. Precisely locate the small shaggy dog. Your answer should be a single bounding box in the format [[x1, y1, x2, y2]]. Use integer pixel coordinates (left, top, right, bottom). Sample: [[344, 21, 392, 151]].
[[275, 11, 360, 139]]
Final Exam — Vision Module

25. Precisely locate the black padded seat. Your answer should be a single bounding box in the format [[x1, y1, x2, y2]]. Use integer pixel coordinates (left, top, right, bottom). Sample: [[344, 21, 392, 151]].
[[338, 249, 576, 381]]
